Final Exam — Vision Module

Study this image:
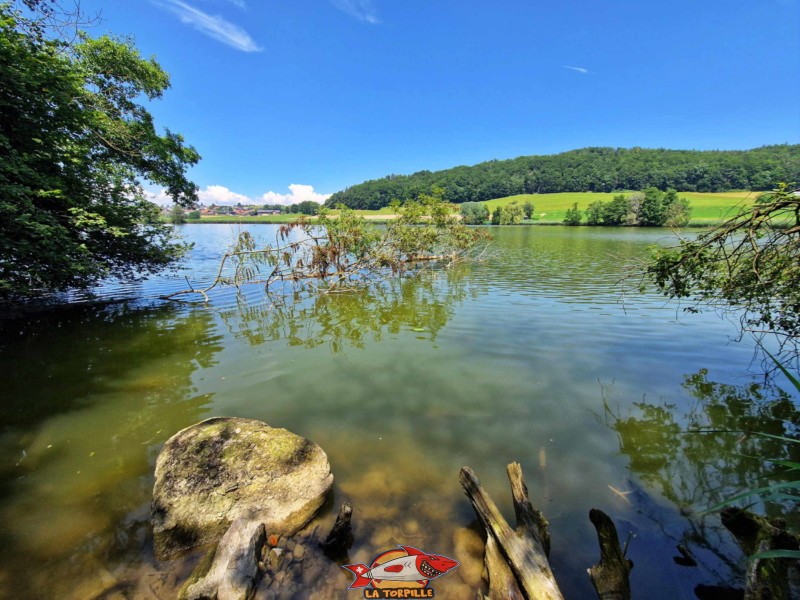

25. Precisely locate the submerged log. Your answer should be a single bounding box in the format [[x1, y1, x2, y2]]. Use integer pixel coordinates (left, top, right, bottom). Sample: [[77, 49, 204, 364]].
[[721, 507, 800, 600], [587, 508, 633, 600], [460, 465, 564, 600]]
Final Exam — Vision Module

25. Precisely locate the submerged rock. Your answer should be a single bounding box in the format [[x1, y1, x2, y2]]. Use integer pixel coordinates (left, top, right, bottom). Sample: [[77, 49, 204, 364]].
[[152, 417, 333, 559]]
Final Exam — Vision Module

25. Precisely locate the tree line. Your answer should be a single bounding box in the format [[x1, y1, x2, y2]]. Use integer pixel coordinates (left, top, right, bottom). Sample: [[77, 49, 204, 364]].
[[326, 145, 800, 210], [564, 189, 692, 227]]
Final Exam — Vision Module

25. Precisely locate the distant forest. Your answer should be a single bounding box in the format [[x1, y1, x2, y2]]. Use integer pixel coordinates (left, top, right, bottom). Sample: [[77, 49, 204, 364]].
[[325, 145, 800, 209]]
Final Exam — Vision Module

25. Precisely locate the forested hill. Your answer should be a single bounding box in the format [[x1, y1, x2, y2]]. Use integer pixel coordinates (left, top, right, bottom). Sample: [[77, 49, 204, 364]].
[[325, 145, 800, 209]]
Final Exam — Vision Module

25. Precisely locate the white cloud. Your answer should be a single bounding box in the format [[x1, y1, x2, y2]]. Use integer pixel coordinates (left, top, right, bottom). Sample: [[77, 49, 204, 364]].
[[262, 184, 332, 206], [144, 183, 331, 207], [563, 65, 590, 74], [143, 187, 173, 206], [197, 184, 253, 205], [329, 0, 379, 24], [155, 0, 262, 52]]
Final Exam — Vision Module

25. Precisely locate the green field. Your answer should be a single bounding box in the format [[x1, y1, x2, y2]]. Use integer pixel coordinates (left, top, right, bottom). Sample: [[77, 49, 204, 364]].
[[187, 213, 305, 224], [484, 191, 760, 225], [187, 205, 399, 224], [186, 191, 762, 226]]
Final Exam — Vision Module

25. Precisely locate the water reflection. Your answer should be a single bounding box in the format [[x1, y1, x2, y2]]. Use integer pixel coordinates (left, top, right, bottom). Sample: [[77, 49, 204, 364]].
[[603, 370, 800, 592], [0, 303, 223, 599], [217, 264, 479, 352]]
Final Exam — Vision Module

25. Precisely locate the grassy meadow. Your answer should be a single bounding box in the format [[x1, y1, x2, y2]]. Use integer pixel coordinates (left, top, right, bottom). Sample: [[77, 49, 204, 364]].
[[186, 191, 762, 226], [185, 206, 400, 224], [485, 191, 761, 225]]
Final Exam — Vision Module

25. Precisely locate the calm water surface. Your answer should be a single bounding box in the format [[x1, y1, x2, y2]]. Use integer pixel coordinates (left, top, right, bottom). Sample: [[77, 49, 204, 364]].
[[0, 225, 797, 599]]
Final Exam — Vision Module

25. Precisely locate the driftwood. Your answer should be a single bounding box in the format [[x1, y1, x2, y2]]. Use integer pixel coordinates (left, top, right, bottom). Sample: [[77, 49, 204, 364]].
[[182, 518, 266, 600], [484, 535, 525, 600], [721, 507, 800, 600], [460, 463, 633, 600], [320, 502, 354, 560], [460, 464, 564, 600]]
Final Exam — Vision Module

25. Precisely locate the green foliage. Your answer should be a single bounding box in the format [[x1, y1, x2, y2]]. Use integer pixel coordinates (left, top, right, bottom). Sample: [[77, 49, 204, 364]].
[[0, 3, 199, 301], [326, 145, 800, 209], [664, 192, 693, 227], [563, 202, 582, 225], [646, 183, 800, 345], [603, 194, 631, 225], [460, 202, 489, 224], [639, 187, 667, 226], [186, 210, 201, 220], [285, 200, 320, 215], [491, 206, 502, 225], [585, 201, 605, 225], [169, 205, 187, 224], [499, 202, 523, 225], [523, 201, 534, 219], [582, 190, 692, 227]]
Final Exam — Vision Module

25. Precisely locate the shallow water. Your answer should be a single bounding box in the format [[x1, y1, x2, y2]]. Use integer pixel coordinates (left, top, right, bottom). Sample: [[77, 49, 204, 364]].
[[0, 224, 797, 599]]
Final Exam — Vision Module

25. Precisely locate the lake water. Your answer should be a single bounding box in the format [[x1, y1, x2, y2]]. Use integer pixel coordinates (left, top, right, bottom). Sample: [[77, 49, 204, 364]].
[[0, 224, 797, 599]]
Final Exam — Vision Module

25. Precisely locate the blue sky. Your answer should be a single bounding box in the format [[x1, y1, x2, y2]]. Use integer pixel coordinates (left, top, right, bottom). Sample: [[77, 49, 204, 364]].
[[79, 0, 800, 205]]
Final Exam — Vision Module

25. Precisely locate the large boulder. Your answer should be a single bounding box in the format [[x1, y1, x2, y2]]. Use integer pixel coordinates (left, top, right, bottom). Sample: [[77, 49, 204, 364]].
[[152, 417, 333, 559]]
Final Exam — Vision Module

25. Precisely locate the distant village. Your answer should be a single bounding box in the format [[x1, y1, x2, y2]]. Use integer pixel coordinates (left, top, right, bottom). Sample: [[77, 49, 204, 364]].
[[197, 205, 282, 217], [164, 200, 322, 218]]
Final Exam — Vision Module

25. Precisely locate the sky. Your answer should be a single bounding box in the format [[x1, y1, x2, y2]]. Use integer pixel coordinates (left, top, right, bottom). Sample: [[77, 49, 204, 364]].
[[76, 0, 800, 205]]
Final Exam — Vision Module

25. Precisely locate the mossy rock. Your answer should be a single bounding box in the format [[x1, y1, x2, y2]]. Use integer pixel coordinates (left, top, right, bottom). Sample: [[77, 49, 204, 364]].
[[152, 417, 333, 560]]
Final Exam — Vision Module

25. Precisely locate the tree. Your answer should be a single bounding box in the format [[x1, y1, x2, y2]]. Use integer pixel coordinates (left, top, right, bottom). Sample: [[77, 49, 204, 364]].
[[500, 202, 523, 225], [645, 184, 800, 357], [491, 206, 503, 225], [169, 205, 187, 224], [460, 202, 489, 224], [603, 194, 630, 225], [523, 201, 535, 220], [563, 203, 582, 225], [295, 200, 321, 215], [0, 3, 199, 301], [585, 201, 606, 225], [663, 191, 692, 227], [639, 187, 667, 226]]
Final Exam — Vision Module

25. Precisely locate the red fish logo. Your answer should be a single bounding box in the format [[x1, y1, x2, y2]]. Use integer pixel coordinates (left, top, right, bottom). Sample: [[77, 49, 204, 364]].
[[343, 545, 458, 595]]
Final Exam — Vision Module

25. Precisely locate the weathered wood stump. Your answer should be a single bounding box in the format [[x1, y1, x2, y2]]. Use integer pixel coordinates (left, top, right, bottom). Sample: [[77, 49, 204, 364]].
[[460, 462, 633, 600], [320, 502, 354, 560], [587, 508, 632, 600]]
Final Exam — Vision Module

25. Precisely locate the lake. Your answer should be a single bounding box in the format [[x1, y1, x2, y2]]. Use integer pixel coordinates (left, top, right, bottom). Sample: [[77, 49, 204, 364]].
[[0, 224, 797, 599]]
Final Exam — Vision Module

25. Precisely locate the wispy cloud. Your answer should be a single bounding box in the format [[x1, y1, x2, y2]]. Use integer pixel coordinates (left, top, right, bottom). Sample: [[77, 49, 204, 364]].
[[155, 0, 262, 52], [329, 0, 379, 24], [563, 65, 590, 74]]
